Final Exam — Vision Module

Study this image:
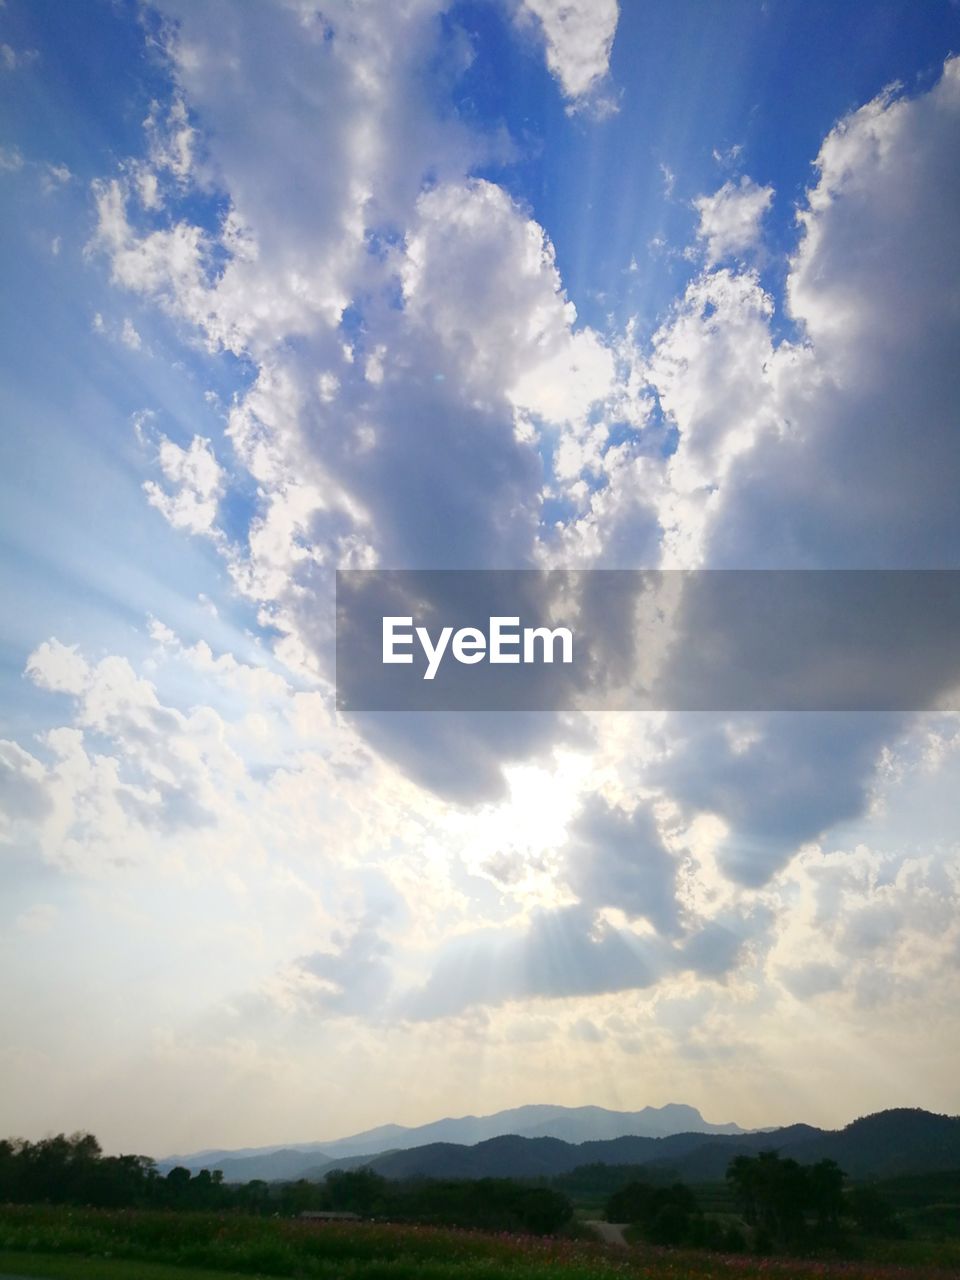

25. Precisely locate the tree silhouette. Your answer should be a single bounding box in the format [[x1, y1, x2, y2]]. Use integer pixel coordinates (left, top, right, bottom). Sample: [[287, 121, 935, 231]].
[[726, 1150, 846, 1249]]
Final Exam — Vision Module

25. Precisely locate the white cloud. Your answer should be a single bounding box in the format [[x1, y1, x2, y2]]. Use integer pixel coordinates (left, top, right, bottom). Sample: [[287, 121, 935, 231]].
[[120, 318, 142, 350], [25, 639, 91, 695], [547, 59, 960, 904], [36, 9, 959, 1138], [712, 143, 744, 168], [94, 17, 960, 883], [693, 176, 774, 265], [402, 179, 616, 424], [650, 267, 786, 565], [90, 178, 211, 328], [789, 58, 960, 361], [143, 434, 224, 537], [86, 31, 637, 786], [87, 0, 493, 360], [0, 739, 53, 832], [144, 95, 195, 184], [0, 43, 38, 71], [41, 162, 71, 192], [517, 0, 619, 104], [707, 57, 960, 567], [0, 144, 23, 172], [135, 168, 161, 210]]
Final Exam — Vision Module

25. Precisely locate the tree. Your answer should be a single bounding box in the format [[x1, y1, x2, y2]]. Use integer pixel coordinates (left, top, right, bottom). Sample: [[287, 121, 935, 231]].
[[847, 1185, 898, 1236], [726, 1150, 848, 1251], [606, 1180, 700, 1247], [605, 1180, 656, 1224], [323, 1167, 388, 1215], [808, 1159, 845, 1228]]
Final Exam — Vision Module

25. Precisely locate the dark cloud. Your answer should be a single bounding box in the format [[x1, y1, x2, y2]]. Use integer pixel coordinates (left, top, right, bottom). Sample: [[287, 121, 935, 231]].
[[296, 923, 394, 1017], [395, 891, 768, 1020], [652, 712, 903, 885], [679, 913, 759, 978], [565, 796, 680, 935], [350, 711, 586, 806], [397, 904, 669, 1020], [707, 61, 960, 571], [636, 63, 960, 886]]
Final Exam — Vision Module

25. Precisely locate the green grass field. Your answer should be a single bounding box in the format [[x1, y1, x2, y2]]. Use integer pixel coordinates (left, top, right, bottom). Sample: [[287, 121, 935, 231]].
[[0, 1253, 256, 1280], [2, 1205, 959, 1280]]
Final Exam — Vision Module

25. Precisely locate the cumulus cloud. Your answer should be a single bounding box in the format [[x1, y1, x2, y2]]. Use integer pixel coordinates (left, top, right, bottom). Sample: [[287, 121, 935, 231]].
[[82, 1, 649, 799], [679, 905, 773, 978], [16, 638, 252, 864], [767, 831, 960, 1029], [0, 740, 53, 829], [650, 713, 904, 886], [402, 179, 616, 424], [67, 10, 960, 1038], [611, 59, 960, 887], [90, 178, 211, 326], [517, 0, 620, 104], [693, 176, 773, 265], [706, 59, 960, 568], [118, 27, 960, 767], [143, 434, 224, 538], [25, 639, 91, 694], [565, 796, 680, 935], [648, 267, 784, 565], [8, 0, 960, 1159], [88, 0, 494, 360]]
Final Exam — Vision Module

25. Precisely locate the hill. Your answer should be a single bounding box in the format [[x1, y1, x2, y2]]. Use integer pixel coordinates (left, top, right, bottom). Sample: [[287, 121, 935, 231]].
[[781, 1108, 960, 1178], [162, 1106, 960, 1186], [158, 1101, 743, 1179], [301, 1110, 960, 1186]]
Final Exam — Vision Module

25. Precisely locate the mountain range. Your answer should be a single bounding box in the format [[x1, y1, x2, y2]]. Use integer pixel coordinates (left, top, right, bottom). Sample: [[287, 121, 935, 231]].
[[158, 1102, 743, 1181], [159, 1104, 960, 1185]]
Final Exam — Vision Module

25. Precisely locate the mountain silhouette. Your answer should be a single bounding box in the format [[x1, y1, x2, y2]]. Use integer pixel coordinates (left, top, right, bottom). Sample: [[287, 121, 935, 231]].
[[158, 1102, 742, 1180], [160, 1105, 960, 1185], [299, 1110, 960, 1185]]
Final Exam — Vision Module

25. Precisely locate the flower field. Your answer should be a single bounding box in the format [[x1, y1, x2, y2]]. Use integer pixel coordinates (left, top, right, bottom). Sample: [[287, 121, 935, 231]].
[[0, 1205, 957, 1280]]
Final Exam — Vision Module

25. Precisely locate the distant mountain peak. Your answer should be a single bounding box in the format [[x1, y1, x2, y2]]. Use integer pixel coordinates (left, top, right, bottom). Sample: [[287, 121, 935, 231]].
[[158, 1105, 959, 1186], [158, 1101, 746, 1180]]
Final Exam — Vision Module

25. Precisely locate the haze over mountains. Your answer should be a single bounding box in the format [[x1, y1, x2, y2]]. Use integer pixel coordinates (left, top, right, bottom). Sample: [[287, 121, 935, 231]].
[[160, 1103, 743, 1181], [159, 1104, 960, 1186]]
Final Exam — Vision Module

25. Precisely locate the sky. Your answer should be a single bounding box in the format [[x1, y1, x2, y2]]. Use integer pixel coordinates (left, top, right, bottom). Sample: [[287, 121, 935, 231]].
[[1, 0, 959, 1158]]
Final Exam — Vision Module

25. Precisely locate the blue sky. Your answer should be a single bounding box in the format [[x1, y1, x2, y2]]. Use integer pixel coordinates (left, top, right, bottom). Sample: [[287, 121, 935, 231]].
[[1, 0, 960, 1154]]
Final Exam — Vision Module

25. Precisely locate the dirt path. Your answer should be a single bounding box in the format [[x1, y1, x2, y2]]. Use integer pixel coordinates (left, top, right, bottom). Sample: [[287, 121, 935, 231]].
[[585, 1219, 630, 1247]]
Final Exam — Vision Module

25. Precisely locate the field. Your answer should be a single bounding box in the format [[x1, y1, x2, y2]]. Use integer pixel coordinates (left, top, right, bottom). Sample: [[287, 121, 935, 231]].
[[0, 1256, 255, 1280], [2, 1206, 960, 1280]]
